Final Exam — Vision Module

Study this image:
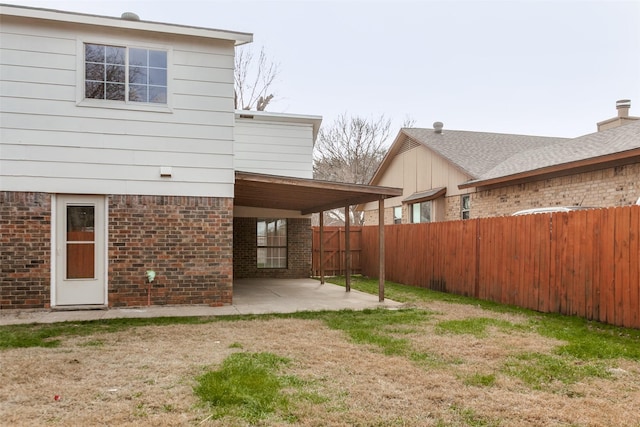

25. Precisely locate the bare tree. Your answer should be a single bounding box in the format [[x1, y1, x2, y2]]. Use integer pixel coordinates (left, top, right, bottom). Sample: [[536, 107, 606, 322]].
[[402, 115, 417, 128], [234, 46, 279, 111], [313, 114, 392, 225]]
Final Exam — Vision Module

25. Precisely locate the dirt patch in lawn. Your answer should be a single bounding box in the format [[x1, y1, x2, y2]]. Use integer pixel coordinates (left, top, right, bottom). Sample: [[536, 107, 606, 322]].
[[1, 306, 639, 426]]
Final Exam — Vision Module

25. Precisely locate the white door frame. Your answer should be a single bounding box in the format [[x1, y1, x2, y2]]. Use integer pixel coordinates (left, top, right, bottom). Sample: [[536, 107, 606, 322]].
[[51, 194, 108, 307]]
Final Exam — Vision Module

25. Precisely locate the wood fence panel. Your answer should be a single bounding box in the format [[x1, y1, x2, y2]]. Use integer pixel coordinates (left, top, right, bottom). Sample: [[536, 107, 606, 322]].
[[313, 206, 639, 328], [547, 212, 560, 313], [585, 209, 598, 320], [599, 209, 615, 324], [511, 215, 523, 308], [582, 210, 595, 318], [531, 213, 545, 311], [498, 217, 510, 305], [477, 217, 492, 301], [615, 208, 631, 327], [493, 218, 506, 304], [572, 211, 585, 317], [382, 226, 398, 283], [556, 212, 570, 315], [521, 214, 532, 310], [630, 207, 640, 328], [517, 215, 528, 308]]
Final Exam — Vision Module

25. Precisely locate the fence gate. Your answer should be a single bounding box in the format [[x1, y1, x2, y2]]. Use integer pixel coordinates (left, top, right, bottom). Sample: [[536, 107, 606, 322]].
[[311, 226, 362, 276]]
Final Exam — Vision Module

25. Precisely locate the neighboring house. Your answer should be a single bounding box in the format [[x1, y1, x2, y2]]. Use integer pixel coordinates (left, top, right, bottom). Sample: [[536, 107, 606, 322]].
[[361, 100, 640, 224], [1, 5, 398, 309]]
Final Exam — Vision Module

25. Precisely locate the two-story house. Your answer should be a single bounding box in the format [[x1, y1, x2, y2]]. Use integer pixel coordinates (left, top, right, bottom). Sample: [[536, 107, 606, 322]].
[[361, 100, 640, 224], [1, 5, 399, 309]]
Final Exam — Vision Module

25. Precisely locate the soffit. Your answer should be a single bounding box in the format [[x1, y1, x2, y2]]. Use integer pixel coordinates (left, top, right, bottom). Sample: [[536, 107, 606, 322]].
[[235, 172, 402, 215]]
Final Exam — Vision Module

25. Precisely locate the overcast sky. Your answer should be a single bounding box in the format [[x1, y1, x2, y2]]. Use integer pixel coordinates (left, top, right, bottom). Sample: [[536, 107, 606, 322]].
[[5, 0, 640, 138]]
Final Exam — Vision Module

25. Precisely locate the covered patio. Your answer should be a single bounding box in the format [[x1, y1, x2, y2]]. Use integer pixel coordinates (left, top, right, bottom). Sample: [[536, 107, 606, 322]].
[[234, 171, 402, 301]]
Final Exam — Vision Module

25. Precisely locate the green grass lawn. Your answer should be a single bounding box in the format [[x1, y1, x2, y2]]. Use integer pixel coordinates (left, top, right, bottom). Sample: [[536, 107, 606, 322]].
[[2, 276, 639, 425], [323, 275, 640, 362]]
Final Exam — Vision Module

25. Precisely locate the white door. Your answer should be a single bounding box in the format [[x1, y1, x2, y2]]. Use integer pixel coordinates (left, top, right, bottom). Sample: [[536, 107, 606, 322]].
[[55, 195, 106, 306]]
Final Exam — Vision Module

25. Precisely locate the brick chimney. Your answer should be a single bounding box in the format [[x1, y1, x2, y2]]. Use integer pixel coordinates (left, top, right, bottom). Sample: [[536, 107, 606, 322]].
[[597, 99, 638, 132]]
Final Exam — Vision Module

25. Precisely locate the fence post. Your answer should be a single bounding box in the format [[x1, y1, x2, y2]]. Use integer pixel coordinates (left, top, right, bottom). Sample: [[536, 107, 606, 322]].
[[345, 205, 351, 292], [319, 211, 324, 284], [379, 197, 385, 302], [475, 218, 480, 298]]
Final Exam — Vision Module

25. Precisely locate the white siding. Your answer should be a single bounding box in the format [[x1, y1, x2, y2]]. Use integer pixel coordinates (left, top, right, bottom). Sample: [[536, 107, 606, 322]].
[[0, 15, 237, 197], [234, 118, 315, 179]]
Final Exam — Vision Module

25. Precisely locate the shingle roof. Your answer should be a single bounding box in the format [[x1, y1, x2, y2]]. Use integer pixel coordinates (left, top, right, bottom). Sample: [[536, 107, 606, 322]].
[[474, 120, 640, 183], [403, 187, 447, 203], [401, 128, 567, 178]]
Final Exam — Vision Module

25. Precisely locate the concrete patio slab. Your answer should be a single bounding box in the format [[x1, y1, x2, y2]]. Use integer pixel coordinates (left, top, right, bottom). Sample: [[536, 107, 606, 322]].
[[0, 278, 402, 326]]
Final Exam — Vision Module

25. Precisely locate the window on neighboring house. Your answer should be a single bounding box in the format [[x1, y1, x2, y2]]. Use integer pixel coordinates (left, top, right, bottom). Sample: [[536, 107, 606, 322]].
[[411, 201, 431, 223], [461, 195, 471, 219], [85, 44, 167, 104], [393, 206, 402, 224], [257, 219, 287, 268]]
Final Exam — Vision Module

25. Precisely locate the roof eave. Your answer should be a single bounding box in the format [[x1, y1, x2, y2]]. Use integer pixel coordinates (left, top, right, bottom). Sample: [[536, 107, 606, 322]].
[[0, 4, 253, 45], [402, 187, 447, 203], [235, 110, 323, 144], [459, 148, 640, 190]]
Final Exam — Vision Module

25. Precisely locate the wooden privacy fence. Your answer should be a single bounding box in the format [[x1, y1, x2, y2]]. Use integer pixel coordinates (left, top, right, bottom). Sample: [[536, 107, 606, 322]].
[[312, 226, 363, 276], [313, 206, 640, 329]]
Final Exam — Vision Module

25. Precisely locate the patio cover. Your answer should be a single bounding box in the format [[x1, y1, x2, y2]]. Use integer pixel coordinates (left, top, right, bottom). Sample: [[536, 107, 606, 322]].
[[234, 171, 403, 301], [235, 171, 402, 214]]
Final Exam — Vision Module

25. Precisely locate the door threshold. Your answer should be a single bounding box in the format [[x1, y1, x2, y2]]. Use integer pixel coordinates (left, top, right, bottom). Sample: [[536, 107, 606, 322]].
[[52, 305, 108, 311]]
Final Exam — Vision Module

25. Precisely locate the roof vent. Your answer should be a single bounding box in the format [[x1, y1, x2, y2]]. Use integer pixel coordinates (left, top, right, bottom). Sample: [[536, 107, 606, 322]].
[[121, 12, 140, 21], [616, 99, 631, 118], [433, 122, 444, 134]]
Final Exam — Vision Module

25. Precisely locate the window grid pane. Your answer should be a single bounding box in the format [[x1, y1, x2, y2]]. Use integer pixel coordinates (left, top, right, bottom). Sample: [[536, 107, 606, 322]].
[[257, 219, 287, 269], [128, 48, 167, 104], [85, 43, 166, 104]]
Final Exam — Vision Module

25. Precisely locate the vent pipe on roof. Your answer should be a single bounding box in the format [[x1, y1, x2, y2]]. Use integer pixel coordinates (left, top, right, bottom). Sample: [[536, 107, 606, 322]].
[[121, 12, 140, 21], [616, 99, 631, 118], [433, 122, 444, 134]]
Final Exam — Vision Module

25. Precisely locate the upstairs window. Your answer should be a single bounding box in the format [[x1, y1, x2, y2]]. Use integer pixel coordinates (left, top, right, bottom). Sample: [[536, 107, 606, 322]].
[[84, 44, 167, 104]]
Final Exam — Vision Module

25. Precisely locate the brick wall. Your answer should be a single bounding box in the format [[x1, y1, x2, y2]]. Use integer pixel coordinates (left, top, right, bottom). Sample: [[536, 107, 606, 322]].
[[234, 217, 312, 279], [108, 195, 233, 307], [1, 192, 233, 309], [444, 194, 463, 221], [363, 163, 640, 224], [473, 163, 640, 218], [1, 192, 52, 309]]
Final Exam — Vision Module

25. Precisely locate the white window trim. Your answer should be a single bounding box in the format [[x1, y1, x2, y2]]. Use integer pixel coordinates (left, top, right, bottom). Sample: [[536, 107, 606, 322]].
[[75, 38, 174, 113], [411, 200, 432, 224]]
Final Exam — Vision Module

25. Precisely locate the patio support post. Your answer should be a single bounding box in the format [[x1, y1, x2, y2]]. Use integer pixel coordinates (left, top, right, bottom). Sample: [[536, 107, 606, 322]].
[[345, 205, 351, 292], [378, 197, 385, 302], [319, 211, 325, 284]]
